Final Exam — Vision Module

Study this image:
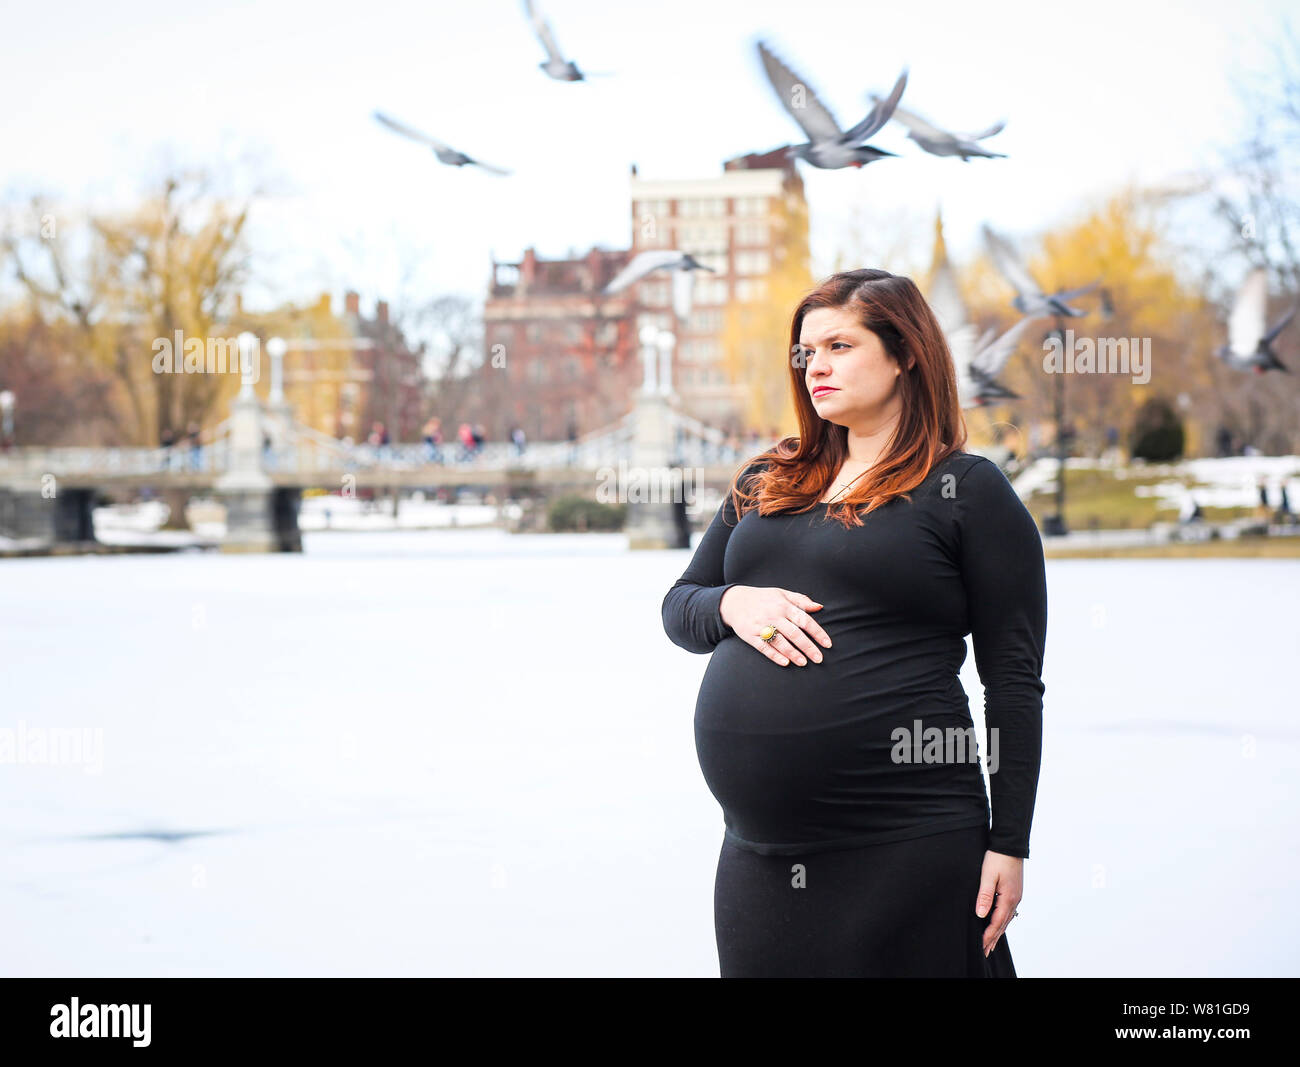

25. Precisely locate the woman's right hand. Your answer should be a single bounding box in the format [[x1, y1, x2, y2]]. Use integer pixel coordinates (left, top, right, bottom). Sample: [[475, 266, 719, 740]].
[[719, 586, 832, 666]]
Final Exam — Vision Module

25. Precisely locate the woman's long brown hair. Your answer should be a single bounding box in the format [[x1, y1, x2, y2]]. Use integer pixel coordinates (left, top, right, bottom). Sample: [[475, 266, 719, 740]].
[[727, 268, 968, 528]]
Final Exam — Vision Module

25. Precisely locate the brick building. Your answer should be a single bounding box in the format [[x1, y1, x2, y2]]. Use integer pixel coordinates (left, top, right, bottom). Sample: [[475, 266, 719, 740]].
[[242, 290, 424, 442], [481, 246, 639, 441], [476, 149, 808, 442], [627, 148, 808, 431]]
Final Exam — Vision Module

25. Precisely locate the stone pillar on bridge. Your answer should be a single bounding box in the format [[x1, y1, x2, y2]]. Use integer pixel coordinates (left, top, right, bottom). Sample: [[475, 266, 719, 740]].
[[261, 336, 294, 457], [625, 326, 690, 551], [0, 481, 96, 547], [214, 334, 301, 553]]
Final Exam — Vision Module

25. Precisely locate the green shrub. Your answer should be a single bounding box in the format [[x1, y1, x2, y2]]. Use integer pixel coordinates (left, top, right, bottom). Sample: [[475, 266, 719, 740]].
[[547, 494, 626, 532], [1130, 397, 1185, 462]]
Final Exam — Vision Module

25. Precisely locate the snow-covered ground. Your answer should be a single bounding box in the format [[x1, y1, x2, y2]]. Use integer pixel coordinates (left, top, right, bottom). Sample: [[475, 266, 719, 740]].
[[1, 530, 1297, 976], [1011, 454, 1300, 511], [296, 493, 517, 531], [88, 496, 515, 544]]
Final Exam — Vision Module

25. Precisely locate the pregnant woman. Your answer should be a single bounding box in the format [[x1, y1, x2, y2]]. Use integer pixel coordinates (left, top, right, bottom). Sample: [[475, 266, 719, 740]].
[[661, 268, 1047, 978]]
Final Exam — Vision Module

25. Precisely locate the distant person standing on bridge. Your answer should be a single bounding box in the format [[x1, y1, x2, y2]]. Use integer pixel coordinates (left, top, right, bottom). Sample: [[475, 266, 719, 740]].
[[186, 422, 202, 471], [368, 421, 391, 463], [160, 426, 177, 471], [510, 425, 527, 457], [456, 422, 476, 462], [423, 417, 444, 463], [472, 424, 485, 455]]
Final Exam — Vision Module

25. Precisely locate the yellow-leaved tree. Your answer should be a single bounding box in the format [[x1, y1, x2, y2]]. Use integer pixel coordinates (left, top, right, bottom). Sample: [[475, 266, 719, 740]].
[[720, 195, 814, 435]]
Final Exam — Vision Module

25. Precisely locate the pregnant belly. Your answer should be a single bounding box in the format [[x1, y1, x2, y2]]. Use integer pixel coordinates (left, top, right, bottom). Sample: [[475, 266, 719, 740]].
[[693, 634, 988, 847]]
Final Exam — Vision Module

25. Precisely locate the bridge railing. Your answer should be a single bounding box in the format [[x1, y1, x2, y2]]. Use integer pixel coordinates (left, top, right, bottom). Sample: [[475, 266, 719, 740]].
[[0, 416, 770, 477]]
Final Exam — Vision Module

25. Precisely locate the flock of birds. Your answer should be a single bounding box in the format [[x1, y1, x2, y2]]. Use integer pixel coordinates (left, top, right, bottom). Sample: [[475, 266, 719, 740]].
[[371, 10, 1007, 176], [368, 1, 1293, 407]]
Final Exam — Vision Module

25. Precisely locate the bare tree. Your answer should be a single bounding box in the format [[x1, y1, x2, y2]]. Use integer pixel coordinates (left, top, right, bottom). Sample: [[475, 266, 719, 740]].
[[2, 171, 251, 444], [1204, 15, 1300, 452]]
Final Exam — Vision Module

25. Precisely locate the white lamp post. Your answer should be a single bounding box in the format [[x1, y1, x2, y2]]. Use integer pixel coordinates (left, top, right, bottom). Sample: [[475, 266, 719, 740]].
[[237, 332, 259, 397], [266, 336, 287, 404], [639, 323, 659, 394], [655, 328, 675, 397]]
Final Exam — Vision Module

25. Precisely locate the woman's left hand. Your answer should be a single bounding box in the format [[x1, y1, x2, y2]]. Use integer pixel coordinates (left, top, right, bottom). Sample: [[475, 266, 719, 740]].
[[976, 851, 1023, 957]]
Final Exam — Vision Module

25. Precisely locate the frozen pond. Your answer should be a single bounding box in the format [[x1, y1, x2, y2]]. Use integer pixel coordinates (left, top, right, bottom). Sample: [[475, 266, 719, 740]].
[[2, 530, 1297, 976]]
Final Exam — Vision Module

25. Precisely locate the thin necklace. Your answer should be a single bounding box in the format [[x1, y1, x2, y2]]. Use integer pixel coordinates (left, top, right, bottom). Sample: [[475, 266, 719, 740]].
[[824, 464, 872, 504]]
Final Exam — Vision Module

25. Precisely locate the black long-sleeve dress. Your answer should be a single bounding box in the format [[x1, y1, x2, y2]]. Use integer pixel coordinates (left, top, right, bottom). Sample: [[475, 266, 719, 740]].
[[661, 451, 1047, 977]]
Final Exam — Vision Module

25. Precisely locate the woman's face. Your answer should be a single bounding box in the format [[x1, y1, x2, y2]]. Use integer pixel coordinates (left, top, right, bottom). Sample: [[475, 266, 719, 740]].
[[798, 305, 905, 427]]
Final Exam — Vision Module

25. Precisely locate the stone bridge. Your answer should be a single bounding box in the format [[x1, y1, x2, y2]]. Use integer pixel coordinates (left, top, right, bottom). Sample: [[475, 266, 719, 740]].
[[0, 386, 764, 552]]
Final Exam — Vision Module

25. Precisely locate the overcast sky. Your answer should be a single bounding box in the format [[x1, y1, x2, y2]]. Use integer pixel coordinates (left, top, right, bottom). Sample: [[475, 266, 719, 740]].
[[1, 0, 1291, 319]]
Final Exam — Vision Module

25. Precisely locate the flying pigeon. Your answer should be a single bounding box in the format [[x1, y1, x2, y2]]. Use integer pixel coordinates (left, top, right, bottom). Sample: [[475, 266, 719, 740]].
[[604, 250, 715, 319], [867, 96, 1006, 160], [373, 111, 512, 175], [757, 41, 908, 170], [522, 0, 601, 81], [1216, 267, 1293, 373], [928, 253, 1037, 406], [982, 223, 1099, 317]]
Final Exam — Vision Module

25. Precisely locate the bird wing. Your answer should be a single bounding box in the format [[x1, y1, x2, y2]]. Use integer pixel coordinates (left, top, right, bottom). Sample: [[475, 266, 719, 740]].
[[757, 41, 844, 142], [1263, 302, 1297, 344], [982, 224, 1041, 298], [946, 323, 980, 381], [1055, 280, 1100, 301], [959, 119, 1006, 141], [467, 156, 513, 176], [373, 111, 451, 153], [604, 250, 686, 293], [679, 253, 716, 272], [1228, 268, 1268, 354], [872, 98, 945, 140], [843, 68, 908, 143], [522, 0, 565, 63], [926, 258, 968, 336], [972, 316, 1040, 377]]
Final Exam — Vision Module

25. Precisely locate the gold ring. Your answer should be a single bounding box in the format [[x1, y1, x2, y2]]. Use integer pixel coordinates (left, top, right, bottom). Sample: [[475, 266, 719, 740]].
[[759, 624, 777, 642]]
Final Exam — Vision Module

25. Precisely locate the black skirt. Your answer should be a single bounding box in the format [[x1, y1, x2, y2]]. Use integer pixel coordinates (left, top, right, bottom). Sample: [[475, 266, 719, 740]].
[[713, 824, 1017, 978]]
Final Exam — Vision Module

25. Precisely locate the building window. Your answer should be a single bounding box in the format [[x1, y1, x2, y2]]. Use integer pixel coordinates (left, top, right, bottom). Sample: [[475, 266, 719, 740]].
[[694, 277, 728, 305], [638, 223, 667, 248], [638, 280, 670, 307], [736, 222, 768, 245], [689, 308, 722, 333], [735, 250, 770, 276], [693, 339, 720, 361], [691, 251, 726, 272]]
